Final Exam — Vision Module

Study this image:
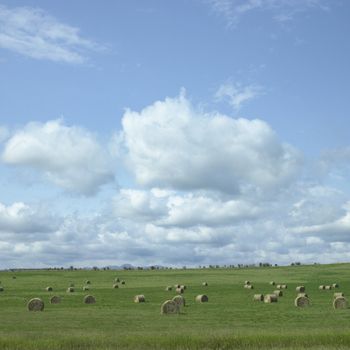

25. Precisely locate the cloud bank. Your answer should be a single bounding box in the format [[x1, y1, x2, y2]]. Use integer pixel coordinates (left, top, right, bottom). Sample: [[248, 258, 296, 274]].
[[0, 93, 349, 268]]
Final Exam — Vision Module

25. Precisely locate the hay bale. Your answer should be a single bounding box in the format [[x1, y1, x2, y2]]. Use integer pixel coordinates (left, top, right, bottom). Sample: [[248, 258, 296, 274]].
[[0, 287, 4, 292], [333, 296, 348, 309], [27, 298, 44, 311], [270, 281, 275, 285], [295, 296, 310, 307], [174, 284, 181, 288], [161, 300, 179, 315], [276, 284, 282, 289], [264, 294, 278, 303], [274, 290, 283, 297], [84, 295, 96, 304], [244, 284, 254, 289], [296, 286, 305, 293], [172, 295, 185, 308], [46, 286, 53, 292], [281, 284, 288, 289], [332, 283, 339, 288], [50, 296, 61, 304], [202, 282, 208, 286], [113, 283, 119, 289], [134, 295, 145, 303], [195, 295, 208, 303], [66, 287, 74, 293], [83, 286, 89, 291], [115, 278, 120, 283], [297, 293, 308, 298], [165, 286, 172, 291], [85, 280, 91, 285], [245, 280, 251, 285], [121, 280, 125, 285], [253, 294, 264, 301], [325, 285, 332, 290], [180, 285, 187, 290], [176, 287, 184, 294], [319, 285, 325, 290], [334, 292, 345, 298]]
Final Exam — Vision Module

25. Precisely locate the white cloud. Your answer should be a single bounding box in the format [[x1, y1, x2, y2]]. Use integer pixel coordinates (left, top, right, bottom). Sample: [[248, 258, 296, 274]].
[[0, 4, 104, 63], [0, 201, 59, 236], [121, 92, 302, 194], [215, 82, 262, 110], [206, 0, 329, 26], [2, 119, 115, 195], [113, 188, 261, 227], [113, 188, 168, 220], [290, 202, 350, 242]]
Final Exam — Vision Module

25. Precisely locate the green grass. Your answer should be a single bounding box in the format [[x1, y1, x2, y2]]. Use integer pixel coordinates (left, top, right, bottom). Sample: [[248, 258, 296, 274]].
[[0, 263, 349, 349]]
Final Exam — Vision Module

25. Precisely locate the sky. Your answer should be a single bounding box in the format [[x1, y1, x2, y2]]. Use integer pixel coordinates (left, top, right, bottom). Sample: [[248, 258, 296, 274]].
[[0, 0, 350, 268]]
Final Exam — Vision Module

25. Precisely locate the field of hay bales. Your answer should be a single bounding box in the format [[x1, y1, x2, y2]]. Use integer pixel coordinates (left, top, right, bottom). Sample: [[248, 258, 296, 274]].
[[0, 263, 350, 349]]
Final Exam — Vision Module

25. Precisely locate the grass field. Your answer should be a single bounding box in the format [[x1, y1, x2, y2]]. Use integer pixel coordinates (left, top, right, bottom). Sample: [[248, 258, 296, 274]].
[[0, 263, 350, 349]]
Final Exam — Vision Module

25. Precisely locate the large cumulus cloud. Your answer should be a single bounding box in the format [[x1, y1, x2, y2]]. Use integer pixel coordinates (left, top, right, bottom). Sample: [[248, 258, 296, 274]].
[[2, 119, 115, 195], [121, 93, 302, 194]]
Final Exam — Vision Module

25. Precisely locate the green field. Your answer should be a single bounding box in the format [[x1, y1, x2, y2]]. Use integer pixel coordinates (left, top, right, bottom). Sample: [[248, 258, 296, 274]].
[[0, 263, 350, 349]]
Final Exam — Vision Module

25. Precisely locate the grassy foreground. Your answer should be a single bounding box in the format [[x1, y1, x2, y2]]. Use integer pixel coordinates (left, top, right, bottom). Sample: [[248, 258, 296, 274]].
[[0, 263, 350, 349]]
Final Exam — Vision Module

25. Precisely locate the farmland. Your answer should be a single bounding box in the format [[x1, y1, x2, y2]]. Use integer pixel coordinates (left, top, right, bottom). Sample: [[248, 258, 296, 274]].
[[0, 263, 350, 349]]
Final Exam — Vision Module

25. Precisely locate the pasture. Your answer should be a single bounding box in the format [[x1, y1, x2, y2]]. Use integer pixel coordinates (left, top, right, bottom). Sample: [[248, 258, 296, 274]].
[[0, 263, 349, 349]]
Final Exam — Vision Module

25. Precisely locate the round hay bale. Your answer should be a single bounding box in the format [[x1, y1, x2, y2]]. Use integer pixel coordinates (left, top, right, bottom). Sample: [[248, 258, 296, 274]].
[[276, 284, 282, 289], [325, 285, 332, 290], [83, 286, 89, 291], [319, 285, 325, 290], [115, 278, 120, 283], [134, 295, 145, 303], [121, 280, 125, 285], [27, 298, 44, 311], [253, 294, 264, 301], [332, 283, 339, 288], [244, 284, 254, 289], [297, 293, 308, 298], [270, 281, 275, 285], [264, 294, 278, 303], [334, 292, 344, 298], [174, 284, 181, 288], [46, 286, 53, 292], [195, 294, 208, 303], [172, 295, 185, 308], [245, 280, 251, 285], [161, 300, 179, 315], [202, 282, 208, 286], [274, 290, 283, 297], [84, 295, 96, 304], [281, 284, 288, 289], [180, 285, 187, 290], [333, 296, 348, 309], [295, 296, 310, 307], [66, 287, 74, 293], [50, 296, 61, 304], [176, 287, 184, 294], [296, 286, 305, 293], [0, 286, 4, 292], [113, 283, 119, 289], [85, 280, 91, 285], [165, 286, 172, 291]]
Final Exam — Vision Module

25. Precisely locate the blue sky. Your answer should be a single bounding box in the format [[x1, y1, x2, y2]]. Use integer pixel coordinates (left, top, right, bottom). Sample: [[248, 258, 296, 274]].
[[0, 0, 350, 268]]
